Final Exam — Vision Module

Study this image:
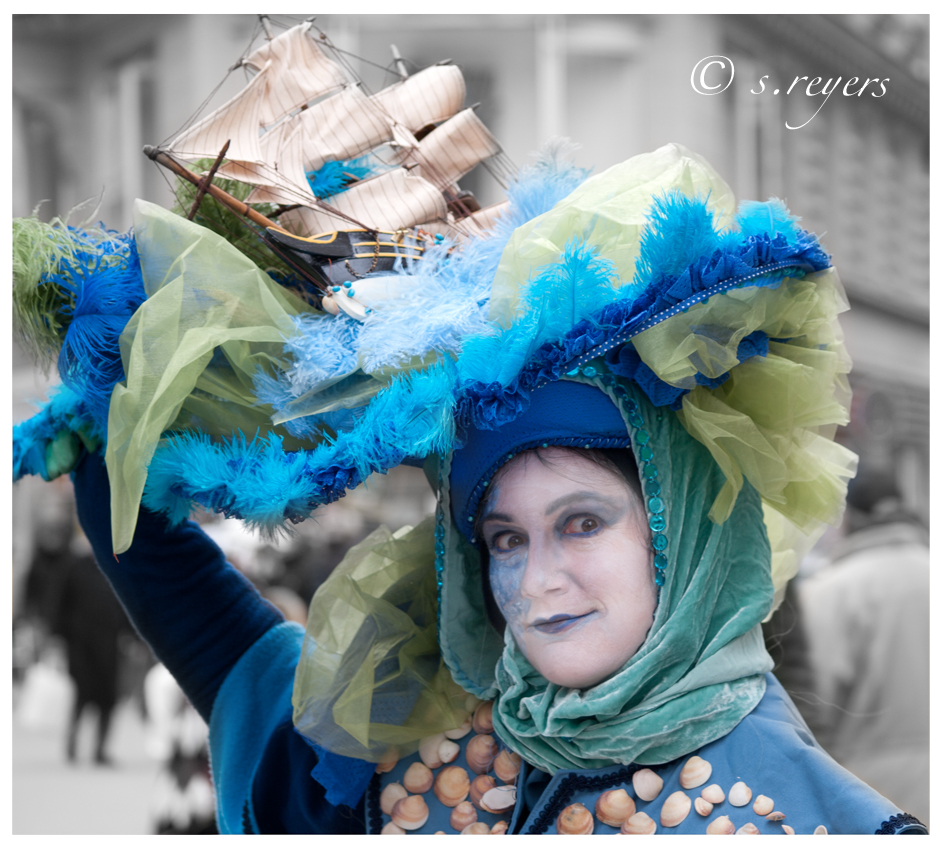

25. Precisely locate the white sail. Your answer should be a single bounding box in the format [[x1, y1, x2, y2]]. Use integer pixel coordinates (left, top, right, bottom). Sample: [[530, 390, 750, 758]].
[[295, 85, 392, 173], [167, 62, 271, 163], [407, 108, 501, 190], [243, 21, 349, 126], [416, 200, 509, 240], [280, 167, 449, 235], [369, 64, 465, 133]]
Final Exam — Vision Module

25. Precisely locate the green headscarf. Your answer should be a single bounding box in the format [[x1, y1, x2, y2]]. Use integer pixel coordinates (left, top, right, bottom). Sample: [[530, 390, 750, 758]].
[[438, 372, 775, 774]]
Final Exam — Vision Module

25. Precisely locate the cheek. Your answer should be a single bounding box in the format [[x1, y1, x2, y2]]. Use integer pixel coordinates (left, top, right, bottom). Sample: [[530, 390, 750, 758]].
[[488, 554, 529, 627]]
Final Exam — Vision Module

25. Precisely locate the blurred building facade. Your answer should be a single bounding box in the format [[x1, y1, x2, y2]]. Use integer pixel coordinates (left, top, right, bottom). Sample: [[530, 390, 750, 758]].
[[12, 13, 929, 529]]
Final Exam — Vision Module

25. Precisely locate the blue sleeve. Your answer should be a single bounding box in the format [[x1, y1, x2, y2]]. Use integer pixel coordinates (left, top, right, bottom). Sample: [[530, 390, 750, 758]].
[[71, 449, 284, 722]]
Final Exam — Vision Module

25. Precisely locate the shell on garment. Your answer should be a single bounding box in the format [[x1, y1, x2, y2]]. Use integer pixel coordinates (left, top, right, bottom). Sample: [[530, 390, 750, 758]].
[[472, 700, 495, 734], [470, 774, 497, 811], [418, 733, 447, 769], [444, 717, 473, 740], [632, 768, 664, 802], [620, 811, 657, 835], [814, 825, 828, 835], [694, 797, 713, 817], [736, 823, 761, 834], [391, 795, 430, 831], [659, 790, 692, 828], [461, 822, 491, 834], [679, 756, 712, 790], [556, 802, 595, 834], [480, 785, 516, 815], [752, 795, 774, 816], [375, 747, 399, 774], [728, 781, 752, 807], [433, 765, 471, 807], [766, 811, 786, 822], [439, 738, 461, 765], [705, 815, 735, 834], [466, 734, 499, 775], [379, 782, 408, 816], [782, 825, 796, 835], [701, 784, 725, 804], [402, 762, 434, 794], [381, 822, 405, 835], [491, 820, 509, 835], [493, 749, 522, 783], [594, 788, 636, 827], [450, 801, 478, 831]]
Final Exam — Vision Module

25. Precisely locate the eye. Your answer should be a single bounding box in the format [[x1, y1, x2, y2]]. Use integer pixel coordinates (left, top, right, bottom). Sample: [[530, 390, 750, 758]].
[[492, 531, 526, 553], [563, 516, 601, 535]]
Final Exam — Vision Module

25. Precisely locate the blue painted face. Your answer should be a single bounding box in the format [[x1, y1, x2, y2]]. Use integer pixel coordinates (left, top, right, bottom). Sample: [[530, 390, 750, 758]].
[[480, 448, 656, 689]]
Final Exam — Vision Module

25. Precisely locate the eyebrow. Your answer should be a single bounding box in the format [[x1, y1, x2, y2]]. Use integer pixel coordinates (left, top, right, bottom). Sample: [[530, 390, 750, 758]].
[[479, 491, 623, 526]]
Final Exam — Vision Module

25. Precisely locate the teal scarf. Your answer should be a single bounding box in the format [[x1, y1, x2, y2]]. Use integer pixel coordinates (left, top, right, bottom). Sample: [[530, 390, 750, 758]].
[[439, 374, 775, 774]]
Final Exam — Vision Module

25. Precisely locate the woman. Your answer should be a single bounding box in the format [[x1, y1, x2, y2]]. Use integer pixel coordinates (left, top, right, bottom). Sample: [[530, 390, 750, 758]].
[[14, 145, 927, 833]]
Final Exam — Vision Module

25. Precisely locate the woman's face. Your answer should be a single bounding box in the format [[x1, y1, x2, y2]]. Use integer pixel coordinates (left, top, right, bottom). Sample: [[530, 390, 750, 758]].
[[479, 448, 657, 689]]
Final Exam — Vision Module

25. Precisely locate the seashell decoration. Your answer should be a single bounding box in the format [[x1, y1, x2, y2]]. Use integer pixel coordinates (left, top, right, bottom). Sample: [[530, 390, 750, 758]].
[[472, 701, 495, 735], [694, 797, 713, 817], [621, 811, 657, 835], [470, 774, 497, 810], [679, 756, 712, 790], [752, 795, 774, 816], [381, 822, 406, 835], [481, 785, 517, 815], [556, 802, 595, 834], [434, 831, 446, 835], [461, 822, 491, 834], [814, 825, 828, 835], [494, 749, 522, 783], [444, 717, 473, 740], [632, 768, 664, 801], [782, 825, 795, 835], [701, 784, 725, 804], [594, 788, 636, 827], [766, 811, 786, 822], [450, 801, 478, 831], [736, 822, 760, 835], [418, 733, 447, 769], [728, 781, 752, 807], [660, 790, 692, 828], [705, 815, 735, 835], [380, 782, 408, 816], [491, 820, 509, 835], [434, 765, 471, 807], [402, 762, 434, 794], [376, 747, 399, 774], [466, 734, 499, 775], [391, 795, 430, 831], [439, 738, 461, 765]]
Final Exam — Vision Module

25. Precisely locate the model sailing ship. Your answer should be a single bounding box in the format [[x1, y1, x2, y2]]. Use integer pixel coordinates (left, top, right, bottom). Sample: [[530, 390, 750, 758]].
[[148, 17, 513, 320]]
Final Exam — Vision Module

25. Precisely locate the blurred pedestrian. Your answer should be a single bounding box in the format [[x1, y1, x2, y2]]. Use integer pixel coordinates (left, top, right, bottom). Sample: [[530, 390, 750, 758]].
[[798, 468, 929, 826]]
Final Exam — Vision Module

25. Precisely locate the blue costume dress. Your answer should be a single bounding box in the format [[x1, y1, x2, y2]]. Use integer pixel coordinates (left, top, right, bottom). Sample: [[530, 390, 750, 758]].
[[72, 452, 926, 835]]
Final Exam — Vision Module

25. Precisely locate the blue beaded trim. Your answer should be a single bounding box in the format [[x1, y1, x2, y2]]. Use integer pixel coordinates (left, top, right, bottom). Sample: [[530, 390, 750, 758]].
[[546, 260, 810, 386]]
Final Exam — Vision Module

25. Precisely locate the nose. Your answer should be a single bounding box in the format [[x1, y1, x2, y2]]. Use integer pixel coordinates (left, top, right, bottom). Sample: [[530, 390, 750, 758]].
[[518, 535, 569, 600]]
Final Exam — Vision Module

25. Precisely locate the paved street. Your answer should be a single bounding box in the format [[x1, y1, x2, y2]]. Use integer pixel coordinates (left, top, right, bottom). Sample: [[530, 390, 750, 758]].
[[13, 690, 161, 834]]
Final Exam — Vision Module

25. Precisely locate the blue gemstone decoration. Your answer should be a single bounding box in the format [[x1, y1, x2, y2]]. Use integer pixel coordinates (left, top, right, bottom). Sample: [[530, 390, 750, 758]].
[[582, 365, 597, 378], [434, 525, 444, 540], [654, 571, 666, 587], [634, 429, 650, 446], [639, 445, 653, 461], [652, 533, 668, 551], [331, 286, 341, 292], [654, 553, 668, 571], [628, 411, 645, 428], [435, 541, 445, 557], [343, 280, 352, 288], [566, 368, 580, 377], [648, 496, 664, 514], [643, 463, 658, 480], [614, 384, 629, 399], [650, 515, 666, 532], [645, 479, 661, 497]]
